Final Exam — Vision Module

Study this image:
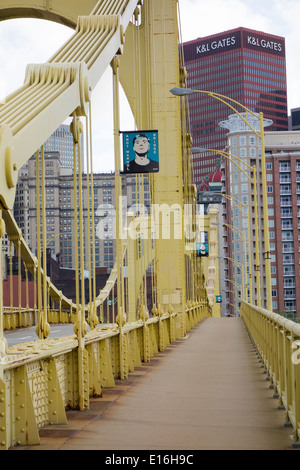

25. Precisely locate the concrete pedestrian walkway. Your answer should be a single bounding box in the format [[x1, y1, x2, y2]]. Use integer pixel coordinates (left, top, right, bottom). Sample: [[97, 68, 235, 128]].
[[15, 317, 294, 450]]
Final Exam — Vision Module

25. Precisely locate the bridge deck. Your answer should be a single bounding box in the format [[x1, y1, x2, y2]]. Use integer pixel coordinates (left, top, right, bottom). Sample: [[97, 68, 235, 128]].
[[15, 317, 294, 451]]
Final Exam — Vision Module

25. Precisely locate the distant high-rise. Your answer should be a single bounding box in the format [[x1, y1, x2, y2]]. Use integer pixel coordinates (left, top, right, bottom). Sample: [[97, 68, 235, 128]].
[[183, 27, 288, 184], [44, 123, 84, 170], [289, 108, 300, 131]]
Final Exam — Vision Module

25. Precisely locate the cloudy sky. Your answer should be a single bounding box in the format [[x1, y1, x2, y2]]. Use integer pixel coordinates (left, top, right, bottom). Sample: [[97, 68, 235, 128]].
[[0, 0, 299, 172]]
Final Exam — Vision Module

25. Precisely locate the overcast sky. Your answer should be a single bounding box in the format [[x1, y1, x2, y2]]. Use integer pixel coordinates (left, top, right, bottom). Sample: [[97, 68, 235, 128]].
[[0, 0, 299, 173]]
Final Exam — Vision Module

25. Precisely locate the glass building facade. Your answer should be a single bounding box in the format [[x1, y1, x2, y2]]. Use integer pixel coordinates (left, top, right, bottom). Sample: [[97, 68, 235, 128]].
[[44, 123, 84, 170], [183, 27, 288, 185]]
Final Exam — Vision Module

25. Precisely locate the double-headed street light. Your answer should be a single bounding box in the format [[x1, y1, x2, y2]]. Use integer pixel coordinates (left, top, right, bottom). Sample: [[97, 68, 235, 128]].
[[219, 278, 242, 317], [216, 193, 253, 304], [170, 86, 272, 311], [222, 288, 241, 298], [220, 277, 242, 290], [213, 222, 254, 308], [193, 147, 260, 305], [221, 289, 242, 313], [218, 256, 247, 303]]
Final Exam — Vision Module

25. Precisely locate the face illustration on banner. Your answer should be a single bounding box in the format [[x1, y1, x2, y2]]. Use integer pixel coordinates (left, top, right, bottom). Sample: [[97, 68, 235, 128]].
[[122, 131, 159, 174], [133, 134, 150, 162]]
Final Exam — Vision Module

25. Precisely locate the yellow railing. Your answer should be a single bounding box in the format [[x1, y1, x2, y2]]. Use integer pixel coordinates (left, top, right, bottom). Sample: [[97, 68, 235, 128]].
[[0, 0, 219, 450], [0, 302, 210, 450], [241, 301, 300, 446]]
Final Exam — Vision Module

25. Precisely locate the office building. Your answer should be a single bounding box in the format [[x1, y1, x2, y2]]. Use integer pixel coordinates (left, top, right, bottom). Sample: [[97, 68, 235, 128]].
[[219, 113, 272, 312], [264, 131, 300, 315], [44, 123, 83, 170], [289, 108, 300, 131], [23, 152, 118, 272], [220, 116, 300, 316], [183, 27, 288, 185], [13, 150, 151, 277]]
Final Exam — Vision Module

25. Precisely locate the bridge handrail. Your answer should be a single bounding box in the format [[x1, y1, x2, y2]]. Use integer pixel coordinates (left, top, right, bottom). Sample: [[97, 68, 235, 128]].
[[0, 300, 210, 449], [241, 301, 300, 445]]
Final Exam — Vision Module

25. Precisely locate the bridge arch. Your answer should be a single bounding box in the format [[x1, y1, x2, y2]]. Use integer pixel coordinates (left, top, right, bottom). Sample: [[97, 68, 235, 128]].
[[0, 0, 98, 28]]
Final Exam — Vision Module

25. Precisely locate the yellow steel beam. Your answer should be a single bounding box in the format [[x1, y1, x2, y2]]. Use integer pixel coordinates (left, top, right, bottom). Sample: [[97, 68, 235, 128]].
[[119, 0, 186, 336], [0, 0, 140, 210], [0, 0, 98, 28]]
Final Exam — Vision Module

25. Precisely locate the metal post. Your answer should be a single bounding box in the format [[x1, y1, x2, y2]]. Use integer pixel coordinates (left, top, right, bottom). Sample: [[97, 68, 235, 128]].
[[260, 113, 272, 311], [253, 166, 261, 307], [112, 55, 127, 379], [0, 213, 7, 364]]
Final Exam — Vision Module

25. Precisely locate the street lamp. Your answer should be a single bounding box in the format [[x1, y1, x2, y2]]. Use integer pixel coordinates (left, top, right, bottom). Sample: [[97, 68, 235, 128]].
[[227, 303, 240, 317], [193, 147, 260, 306], [213, 222, 254, 306], [218, 256, 248, 303], [220, 277, 242, 290], [221, 289, 242, 312], [222, 288, 241, 297], [216, 193, 253, 303], [170, 86, 272, 311], [220, 278, 242, 316]]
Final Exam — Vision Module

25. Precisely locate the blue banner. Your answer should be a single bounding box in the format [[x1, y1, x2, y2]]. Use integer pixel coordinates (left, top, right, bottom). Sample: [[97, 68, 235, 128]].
[[196, 242, 209, 257], [122, 130, 159, 174]]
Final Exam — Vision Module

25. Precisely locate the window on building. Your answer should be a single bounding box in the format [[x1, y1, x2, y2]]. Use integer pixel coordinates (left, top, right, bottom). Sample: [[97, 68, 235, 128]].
[[279, 161, 290, 172]]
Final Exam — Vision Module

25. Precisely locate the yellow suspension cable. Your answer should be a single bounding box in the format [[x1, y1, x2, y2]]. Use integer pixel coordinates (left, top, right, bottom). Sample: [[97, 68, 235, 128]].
[[73, 128, 80, 321], [112, 56, 125, 329], [25, 267, 29, 310], [77, 121, 86, 316], [35, 149, 42, 338], [41, 145, 50, 338], [88, 103, 97, 324], [9, 240, 13, 310], [33, 265, 37, 312], [85, 116, 93, 325], [18, 238, 21, 313]]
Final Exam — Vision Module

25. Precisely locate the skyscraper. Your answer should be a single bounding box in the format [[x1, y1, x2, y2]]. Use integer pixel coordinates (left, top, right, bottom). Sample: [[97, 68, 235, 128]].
[[183, 27, 288, 184], [43, 123, 84, 170]]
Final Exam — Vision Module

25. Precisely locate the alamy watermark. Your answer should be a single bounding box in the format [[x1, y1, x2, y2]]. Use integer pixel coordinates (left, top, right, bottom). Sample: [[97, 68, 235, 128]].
[[96, 197, 207, 250]]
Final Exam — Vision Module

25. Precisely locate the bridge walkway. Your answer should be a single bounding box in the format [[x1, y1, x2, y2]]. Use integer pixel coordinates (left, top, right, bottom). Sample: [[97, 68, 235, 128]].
[[14, 317, 294, 451]]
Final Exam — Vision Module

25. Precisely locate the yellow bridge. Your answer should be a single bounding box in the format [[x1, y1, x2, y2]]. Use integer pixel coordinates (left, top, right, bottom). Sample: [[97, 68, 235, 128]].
[[0, 0, 299, 451]]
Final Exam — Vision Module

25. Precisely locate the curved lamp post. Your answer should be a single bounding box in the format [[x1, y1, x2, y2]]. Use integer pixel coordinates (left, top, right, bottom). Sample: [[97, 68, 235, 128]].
[[194, 146, 259, 304], [218, 256, 248, 303], [213, 222, 252, 306], [170, 86, 272, 311], [216, 193, 253, 304]]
